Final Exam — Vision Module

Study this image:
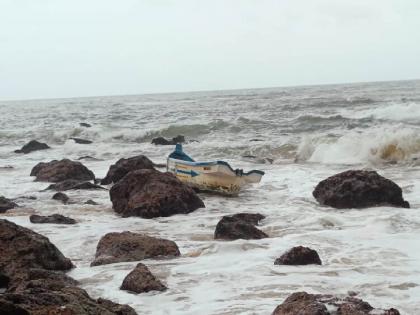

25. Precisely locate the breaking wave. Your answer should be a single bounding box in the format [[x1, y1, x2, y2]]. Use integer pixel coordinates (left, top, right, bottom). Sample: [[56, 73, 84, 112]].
[[349, 102, 420, 123]]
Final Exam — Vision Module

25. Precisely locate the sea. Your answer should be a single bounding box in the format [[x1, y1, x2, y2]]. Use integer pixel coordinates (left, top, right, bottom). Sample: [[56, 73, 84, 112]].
[[1, 80, 420, 314]]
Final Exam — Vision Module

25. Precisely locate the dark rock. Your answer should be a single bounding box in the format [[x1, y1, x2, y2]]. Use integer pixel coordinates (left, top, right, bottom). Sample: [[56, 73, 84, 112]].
[[78, 155, 101, 161], [70, 137, 93, 144], [214, 213, 267, 240], [271, 292, 400, 315], [0, 299, 29, 315], [47, 179, 106, 191], [272, 292, 329, 315], [274, 246, 322, 265], [30, 214, 76, 225], [31, 159, 95, 182], [101, 155, 155, 185], [14, 140, 50, 154], [52, 192, 69, 204], [97, 298, 138, 315], [151, 135, 185, 145], [313, 170, 410, 209], [0, 219, 73, 277], [91, 231, 180, 266], [0, 196, 18, 213], [110, 169, 204, 218], [120, 263, 166, 293], [79, 122, 91, 128], [85, 199, 99, 205]]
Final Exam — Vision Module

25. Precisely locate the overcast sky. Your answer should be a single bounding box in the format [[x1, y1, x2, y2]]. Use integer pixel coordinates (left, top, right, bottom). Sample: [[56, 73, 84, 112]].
[[1, 0, 419, 100]]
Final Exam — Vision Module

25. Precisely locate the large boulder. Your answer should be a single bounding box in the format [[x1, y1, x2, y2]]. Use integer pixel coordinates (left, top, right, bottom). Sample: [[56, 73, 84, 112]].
[[91, 231, 180, 266], [14, 140, 50, 154], [0, 196, 17, 213], [30, 159, 95, 182], [313, 170, 409, 209], [274, 246, 322, 265], [47, 179, 106, 191], [272, 292, 400, 315], [101, 155, 155, 185], [0, 219, 74, 276], [30, 214, 76, 225], [214, 213, 267, 240], [110, 169, 204, 218], [120, 263, 166, 293]]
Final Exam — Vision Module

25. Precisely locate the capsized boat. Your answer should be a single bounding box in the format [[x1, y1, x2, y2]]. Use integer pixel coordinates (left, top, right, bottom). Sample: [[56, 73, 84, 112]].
[[166, 144, 264, 195]]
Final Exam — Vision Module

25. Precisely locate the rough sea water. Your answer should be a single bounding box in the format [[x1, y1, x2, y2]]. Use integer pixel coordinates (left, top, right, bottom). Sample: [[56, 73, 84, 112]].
[[1, 79, 420, 314]]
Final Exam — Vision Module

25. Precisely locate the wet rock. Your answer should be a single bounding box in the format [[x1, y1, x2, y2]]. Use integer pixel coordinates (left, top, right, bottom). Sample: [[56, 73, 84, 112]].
[[78, 155, 101, 161], [91, 231, 180, 266], [79, 122, 91, 127], [0, 219, 73, 277], [52, 192, 69, 204], [14, 140, 50, 154], [70, 137, 93, 144], [274, 246, 322, 265], [120, 263, 166, 293], [47, 179, 106, 191], [30, 214, 76, 225], [271, 292, 400, 315], [313, 170, 410, 209], [0, 196, 18, 213], [0, 286, 138, 315], [85, 199, 99, 205], [31, 159, 95, 182], [214, 213, 267, 240], [110, 169, 204, 218], [101, 155, 155, 185], [151, 135, 185, 145]]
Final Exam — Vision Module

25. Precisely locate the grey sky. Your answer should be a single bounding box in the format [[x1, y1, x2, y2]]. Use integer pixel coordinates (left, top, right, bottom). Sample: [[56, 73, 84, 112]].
[[1, 0, 419, 100]]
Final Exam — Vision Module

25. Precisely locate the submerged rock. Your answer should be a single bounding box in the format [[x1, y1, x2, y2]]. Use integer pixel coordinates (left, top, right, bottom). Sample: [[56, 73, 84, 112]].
[[47, 179, 106, 191], [274, 246, 322, 265], [91, 231, 180, 266], [0, 219, 73, 276], [31, 159, 95, 182], [0, 196, 18, 213], [14, 140, 50, 154], [85, 199, 99, 205], [30, 214, 76, 225], [101, 155, 155, 185], [79, 122, 91, 127], [110, 169, 204, 218], [70, 137, 93, 144], [313, 170, 410, 209], [151, 135, 185, 145], [52, 192, 69, 203], [120, 263, 167, 293], [272, 291, 400, 315], [214, 213, 267, 240]]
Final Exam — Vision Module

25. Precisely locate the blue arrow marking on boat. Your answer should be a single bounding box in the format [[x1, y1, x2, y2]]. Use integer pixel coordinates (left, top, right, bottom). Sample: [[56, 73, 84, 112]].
[[176, 169, 200, 177]]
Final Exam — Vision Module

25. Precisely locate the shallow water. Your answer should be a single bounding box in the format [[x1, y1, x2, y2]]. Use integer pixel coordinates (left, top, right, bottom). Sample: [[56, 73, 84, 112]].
[[1, 80, 420, 314]]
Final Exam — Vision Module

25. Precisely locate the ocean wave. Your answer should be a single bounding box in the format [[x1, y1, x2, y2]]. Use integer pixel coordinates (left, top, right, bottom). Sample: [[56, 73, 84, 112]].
[[296, 126, 420, 165], [350, 102, 420, 123]]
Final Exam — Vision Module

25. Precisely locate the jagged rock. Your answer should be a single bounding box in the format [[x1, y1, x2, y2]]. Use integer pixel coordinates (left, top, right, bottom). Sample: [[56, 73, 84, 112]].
[[85, 199, 99, 205], [101, 155, 155, 185], [313, 170, 409, 209], [110, 169, 204, 218], [91, 231, 180, 266], [214, 213, 267, 240], [272, 292, 400, 315], [0, 219, 73, 277], [14, 140, 50, 154], [0, 196, 18, 213], [31, 159, 95, 182], [30, 214, 76, 225], [151, 135, 185, 145], [70, 137, 93, 144], [274, 246, 322, 265], [120, 263, 166, 293], [52, 192, 69, 204], [79, 122, 91, 128], [47, 179, 106, 191]]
